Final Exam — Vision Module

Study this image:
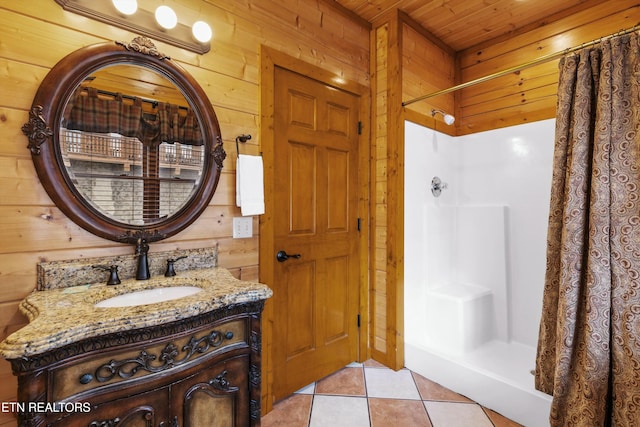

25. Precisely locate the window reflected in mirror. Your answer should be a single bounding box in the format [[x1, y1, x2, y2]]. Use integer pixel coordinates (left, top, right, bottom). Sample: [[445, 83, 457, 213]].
[[59, 64, 205, 225]]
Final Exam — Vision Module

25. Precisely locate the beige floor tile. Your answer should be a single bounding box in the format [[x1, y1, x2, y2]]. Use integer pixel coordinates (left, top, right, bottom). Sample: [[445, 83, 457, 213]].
[[309, 395, 370, 427], [365, 367, 421, 400], [424, 401, 493, 427]]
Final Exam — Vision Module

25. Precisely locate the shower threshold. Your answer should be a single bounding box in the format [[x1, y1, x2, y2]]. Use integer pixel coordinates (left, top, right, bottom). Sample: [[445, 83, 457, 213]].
[[405, 340, 551, 427]]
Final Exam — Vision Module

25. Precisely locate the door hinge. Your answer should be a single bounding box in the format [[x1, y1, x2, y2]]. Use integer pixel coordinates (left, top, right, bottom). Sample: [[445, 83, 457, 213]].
[[357, 121, 362, 135], [357, 217, 361, 231], [357, 314, 361, 328]]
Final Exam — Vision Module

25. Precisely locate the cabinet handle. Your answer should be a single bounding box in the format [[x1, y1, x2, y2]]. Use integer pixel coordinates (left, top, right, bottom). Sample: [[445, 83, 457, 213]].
[[209, 370, 232, 390], [79, 373, 94, 384], [88, 417, 120, 426], [159, 416, 179, 427], [225, 331, 234, 340]]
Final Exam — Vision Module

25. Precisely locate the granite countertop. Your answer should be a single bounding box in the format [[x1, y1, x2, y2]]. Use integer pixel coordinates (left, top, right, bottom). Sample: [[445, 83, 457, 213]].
[[0, 267, 272, 360]]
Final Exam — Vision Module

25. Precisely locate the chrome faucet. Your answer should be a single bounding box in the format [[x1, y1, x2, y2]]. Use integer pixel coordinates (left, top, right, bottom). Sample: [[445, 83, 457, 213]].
[[135, 238, 150, 280]]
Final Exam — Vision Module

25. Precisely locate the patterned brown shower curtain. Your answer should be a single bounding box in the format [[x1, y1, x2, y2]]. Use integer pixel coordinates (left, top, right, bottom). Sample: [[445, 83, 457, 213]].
[[535, 32, 640, 426]]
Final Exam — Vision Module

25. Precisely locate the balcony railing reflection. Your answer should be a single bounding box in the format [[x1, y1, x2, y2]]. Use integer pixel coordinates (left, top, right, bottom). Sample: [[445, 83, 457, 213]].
[[60, 128, 204, 168]]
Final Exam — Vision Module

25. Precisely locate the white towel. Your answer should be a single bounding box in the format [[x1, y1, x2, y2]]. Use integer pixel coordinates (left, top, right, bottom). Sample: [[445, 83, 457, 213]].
[[236, 154, 265, 216]]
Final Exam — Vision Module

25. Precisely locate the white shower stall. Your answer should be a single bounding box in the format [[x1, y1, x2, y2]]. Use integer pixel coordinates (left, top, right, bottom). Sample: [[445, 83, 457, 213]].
[[403, 119, 555, 427]]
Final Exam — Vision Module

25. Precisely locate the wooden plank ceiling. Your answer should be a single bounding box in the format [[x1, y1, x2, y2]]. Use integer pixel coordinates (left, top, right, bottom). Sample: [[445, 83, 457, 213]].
[[332, 0, 612, 51]]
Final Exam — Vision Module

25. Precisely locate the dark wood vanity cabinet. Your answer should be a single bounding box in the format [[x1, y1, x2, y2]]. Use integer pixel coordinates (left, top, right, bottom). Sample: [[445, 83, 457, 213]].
[[8, 301, 265, 427], [53, 355, 250, 427]]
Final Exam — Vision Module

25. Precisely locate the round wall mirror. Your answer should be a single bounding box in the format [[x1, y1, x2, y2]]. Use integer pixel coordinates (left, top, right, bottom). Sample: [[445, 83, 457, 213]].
[[22, 37, 226, 243]]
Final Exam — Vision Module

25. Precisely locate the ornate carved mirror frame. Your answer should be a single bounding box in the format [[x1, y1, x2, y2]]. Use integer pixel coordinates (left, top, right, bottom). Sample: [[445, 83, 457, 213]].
[[22, 37, 226, 244]]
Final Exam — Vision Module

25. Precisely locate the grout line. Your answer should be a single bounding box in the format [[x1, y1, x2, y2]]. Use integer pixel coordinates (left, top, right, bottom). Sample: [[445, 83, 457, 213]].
[[410, 369, 435, 426], [307, 393, 314, 427], [363, 365, 372, 427]]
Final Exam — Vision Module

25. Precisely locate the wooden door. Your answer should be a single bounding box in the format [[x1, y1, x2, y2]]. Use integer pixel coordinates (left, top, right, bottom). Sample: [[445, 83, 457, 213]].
[[271, 67, 361, 400]]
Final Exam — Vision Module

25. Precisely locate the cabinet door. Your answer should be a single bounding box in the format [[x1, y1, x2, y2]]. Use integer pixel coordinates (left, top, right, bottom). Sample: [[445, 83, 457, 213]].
[[50, 387, 170, 427], [172, 355, 250, 427]]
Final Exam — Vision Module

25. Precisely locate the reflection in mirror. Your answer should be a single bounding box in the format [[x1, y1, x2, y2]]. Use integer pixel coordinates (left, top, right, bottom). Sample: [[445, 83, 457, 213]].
[[60, 65, 204, 225], [23, 37, 224, 243]]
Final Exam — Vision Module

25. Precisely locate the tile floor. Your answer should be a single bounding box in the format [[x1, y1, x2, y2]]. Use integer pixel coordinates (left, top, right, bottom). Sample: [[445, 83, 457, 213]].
[[261, 359, 523, 427]]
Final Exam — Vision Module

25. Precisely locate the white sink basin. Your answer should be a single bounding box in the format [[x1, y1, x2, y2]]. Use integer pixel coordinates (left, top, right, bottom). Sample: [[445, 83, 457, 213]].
[[95, 286, 202, 308]]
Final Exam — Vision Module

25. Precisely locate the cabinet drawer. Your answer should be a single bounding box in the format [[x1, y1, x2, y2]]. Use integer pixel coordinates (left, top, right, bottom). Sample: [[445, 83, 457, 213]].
[[51, 318, 247, 401]]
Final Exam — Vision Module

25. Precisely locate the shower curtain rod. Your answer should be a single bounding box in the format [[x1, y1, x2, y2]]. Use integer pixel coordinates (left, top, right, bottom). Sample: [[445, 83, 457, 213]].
[[401, 24, 640, 107]]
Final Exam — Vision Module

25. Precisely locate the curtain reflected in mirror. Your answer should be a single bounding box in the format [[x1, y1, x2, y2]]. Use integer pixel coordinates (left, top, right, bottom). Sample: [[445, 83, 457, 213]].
[[59, 64, 205, 225]]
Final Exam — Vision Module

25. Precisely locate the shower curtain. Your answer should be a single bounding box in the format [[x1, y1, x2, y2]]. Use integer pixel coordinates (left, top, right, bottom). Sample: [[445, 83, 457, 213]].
[[535, 32, 640, 426]]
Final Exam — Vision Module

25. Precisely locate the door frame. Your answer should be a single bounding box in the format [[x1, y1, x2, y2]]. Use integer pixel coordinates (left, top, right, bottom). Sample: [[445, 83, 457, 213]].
[[258, 45, 371, 414]]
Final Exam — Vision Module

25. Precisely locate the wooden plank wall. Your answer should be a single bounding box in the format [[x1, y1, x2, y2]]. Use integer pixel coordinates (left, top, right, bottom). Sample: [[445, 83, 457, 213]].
[[401, 15, 456, 132], [371, 22, 390, 362], [0, 1, 369, 425], [413, 0, 640, 135]]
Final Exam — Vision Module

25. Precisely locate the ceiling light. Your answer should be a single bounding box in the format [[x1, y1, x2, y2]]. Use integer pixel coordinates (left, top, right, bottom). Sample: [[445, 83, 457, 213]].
[[155, 5, 177, 30], [112, 0, 137, 15], [192, 21, 212, 43], [54, 0, 211, 54]]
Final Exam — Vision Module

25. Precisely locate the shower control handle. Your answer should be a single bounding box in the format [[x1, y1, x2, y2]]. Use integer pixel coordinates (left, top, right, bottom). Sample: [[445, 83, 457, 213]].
[[431, 176, 448, 197], [276, 250, 301, 262]]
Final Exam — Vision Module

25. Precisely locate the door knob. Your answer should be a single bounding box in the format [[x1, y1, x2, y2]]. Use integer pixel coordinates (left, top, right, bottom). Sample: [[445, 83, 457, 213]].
[[276, 250, 301, 262]]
